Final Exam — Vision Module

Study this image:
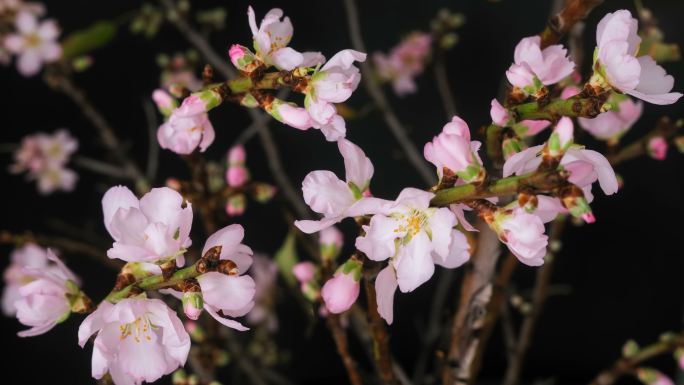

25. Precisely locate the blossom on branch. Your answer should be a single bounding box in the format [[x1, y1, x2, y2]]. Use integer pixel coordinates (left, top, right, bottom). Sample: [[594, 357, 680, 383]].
[[578, 94, 643, 141], [424, 116, 484, 183], [505, 36, 574, 94], [3, 11, 61, 76]]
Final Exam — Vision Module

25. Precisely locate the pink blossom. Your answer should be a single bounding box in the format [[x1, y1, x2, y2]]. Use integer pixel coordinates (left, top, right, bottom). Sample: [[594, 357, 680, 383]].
[[247, 6, 324, 70], [595, 10, 682, 105], [295, 139, 389, 234], [490, 99, 550, 136], [424, 116, 483, 181], [157, 112, 215, 155], [246, 254, 278, 329], [492, 208, 548, 266], [10, 129, 78, 194], [152, 89, 176, 116], [548, 117, 574, 156], [373, 33, 432, 96], [226, 145, 249, 187], [101, 186, 193, 267], [560, 85, 582, 100], [578, 97, 643, 140], [4, 11, 61, 76], [2, 243, 50, 316], [13, 248, 79, 337], [196, 224, 256, 331], [78, 298, 191, 385], [647, 136, 668, 160], [506, 36, 574, 90], [320, 226, 344, 250], [267, 99, 314, 131], [321, 260, 361, 314], [305, 49, 366, 141]]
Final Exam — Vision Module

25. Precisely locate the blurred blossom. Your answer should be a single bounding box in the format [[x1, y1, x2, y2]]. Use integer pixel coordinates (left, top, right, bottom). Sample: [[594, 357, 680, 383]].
[[4, 11, 61, 76], [373, 32, 432, 96]]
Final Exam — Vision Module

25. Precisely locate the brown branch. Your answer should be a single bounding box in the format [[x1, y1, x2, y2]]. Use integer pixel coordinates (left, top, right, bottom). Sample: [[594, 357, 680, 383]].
[[433, 54, 458, 118], [539, 0, 604, 49], [502, 218, 567, 385], [441, 219, 501, 385], [342, 0, 436, 186], [364, 275, 399, 385], [588, 334, 684, 385], [327, 315, 364, 385], [608, 117, 681, 166]]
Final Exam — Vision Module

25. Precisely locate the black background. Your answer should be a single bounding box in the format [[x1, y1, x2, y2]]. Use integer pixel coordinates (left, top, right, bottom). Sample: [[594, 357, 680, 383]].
[[1, 1, 683, 384]]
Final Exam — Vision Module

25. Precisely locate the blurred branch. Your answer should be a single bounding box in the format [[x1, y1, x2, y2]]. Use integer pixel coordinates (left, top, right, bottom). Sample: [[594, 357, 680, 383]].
[[588, 333, 684, 385], [539, 0, 604, 49], [46, 72, 149, 194], [327, 315, 364, 385], [364, 274, 400, 385], [502, 218, 567, 385], [608, 117, 681, 166], [343, 0, 436, 186], [433, 54, 458, 118], [160, 0, 311, 220], [72, 155, 134, 179]]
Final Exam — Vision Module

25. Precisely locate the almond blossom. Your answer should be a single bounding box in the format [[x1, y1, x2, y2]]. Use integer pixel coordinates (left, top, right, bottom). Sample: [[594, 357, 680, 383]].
[[594, 10, 682, 105], [355, 188, 470, 324], [78, 298, 191, 385], [488, 207, 549, 266], [505, 36, 574, 93], [424, 116, 484, 183], [101, 186, 192, 267], [12, 248, 81, 337], [247, 6, 324, 71], [578, 95, 643, 141], [373, 32, 432, 96], [304, 49, 366, 141], [194, 224, 256, 331], [157, 95, 216, 155], [295, 138, 389, 234], [10, 129, 78, 194], [3, 11, 61, 76], [246, 254, 279, 330]]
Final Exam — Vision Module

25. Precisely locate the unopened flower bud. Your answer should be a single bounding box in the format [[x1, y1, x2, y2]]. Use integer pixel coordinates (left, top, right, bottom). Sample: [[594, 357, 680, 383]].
[[321, 258, 362, 314], [225, 194, 246, 217], [560, 185, 594, 222], [267, 99, 313, 130], [182, 291, 204, 320], [636, 368, 674, 385], [622, 339, 640, 358], [647, 136, 668, 160], [547, 117, 574, 157], [502, 136, 526, 160], [152, 89, 177, 117], [229, 44, 262, 74]]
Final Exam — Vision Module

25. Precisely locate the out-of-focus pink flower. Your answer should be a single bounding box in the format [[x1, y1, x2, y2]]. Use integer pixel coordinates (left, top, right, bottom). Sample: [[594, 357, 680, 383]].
[[636, 368, 675, 385], [320, 226, 344, 260], [78, 298, 191, 385], [2, 243, 50, 316], [356, 188, 470, 324], [226, 145, 249, 188], [4, 11, 61, 76], [12, 248, 79, 337], [491, 208, 548, 266], [10, 129, 78, 194], [247, 6, 323, 70], [424, 116, 483, 182], [505, 36, 574, 91], [293, 262, 316, 285], [373, 32, 432, 96], [578, 97, 643, 141], [647, 136, 668, 160], [321, 259, 361, 314], [595, 10, 682, 105], [246, 254, 278, 330], [101, 186, 193, 267], [295, 139, 389, 234], [225, 194, 246, 217], [152, 89, 177, 117], [490, 98, 550, 136]]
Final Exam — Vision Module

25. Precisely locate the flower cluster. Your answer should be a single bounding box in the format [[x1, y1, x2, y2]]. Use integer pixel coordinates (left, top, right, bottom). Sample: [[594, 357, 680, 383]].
[[10, 129, 78, 194]]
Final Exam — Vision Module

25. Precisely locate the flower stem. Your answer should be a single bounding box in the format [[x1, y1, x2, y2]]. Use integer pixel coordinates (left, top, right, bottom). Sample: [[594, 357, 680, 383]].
[[105, 263, 199, 303], [511, 96, 605, 121]]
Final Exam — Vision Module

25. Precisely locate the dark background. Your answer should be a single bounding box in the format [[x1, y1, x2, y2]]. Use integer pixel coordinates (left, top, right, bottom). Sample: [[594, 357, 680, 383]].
[[1, 1, 682, 384]]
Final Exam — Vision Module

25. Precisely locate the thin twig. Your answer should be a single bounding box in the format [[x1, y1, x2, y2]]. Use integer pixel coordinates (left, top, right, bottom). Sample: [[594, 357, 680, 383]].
[[327, 315, 364, 385], [219, 328, 269, 385], [539, 0, 604, 49], [502, 219, 567, 385], [433, 55, 458, 118], [342, 0, 436, 186], [364, 275, 399, 385], [233, 122, 260, 147], [588, 334, 684, 385], [72, 155, 134, 179], [47, 74, 149, 194]]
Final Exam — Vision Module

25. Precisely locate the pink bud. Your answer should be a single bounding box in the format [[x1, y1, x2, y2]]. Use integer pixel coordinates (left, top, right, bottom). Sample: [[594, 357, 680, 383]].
[[490, 99, 510, 126], [581, 212, 596, 224], [554, 117, 574, 149], [225, 194, 246, 217], [228, 145, 246, 164], [320, 227, 344, 249], [182, 292, 203, 320], [226, 166, 249, 188], [152, 89, 175, 114], [321, 272, 360, 314], [273, 101, 313, 130], [560, 86, 582, 100], [292, 262, 315, 284], [166, 177, 182, 190], [229, 44, 246, 65], [648, 136, 668, 160]]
